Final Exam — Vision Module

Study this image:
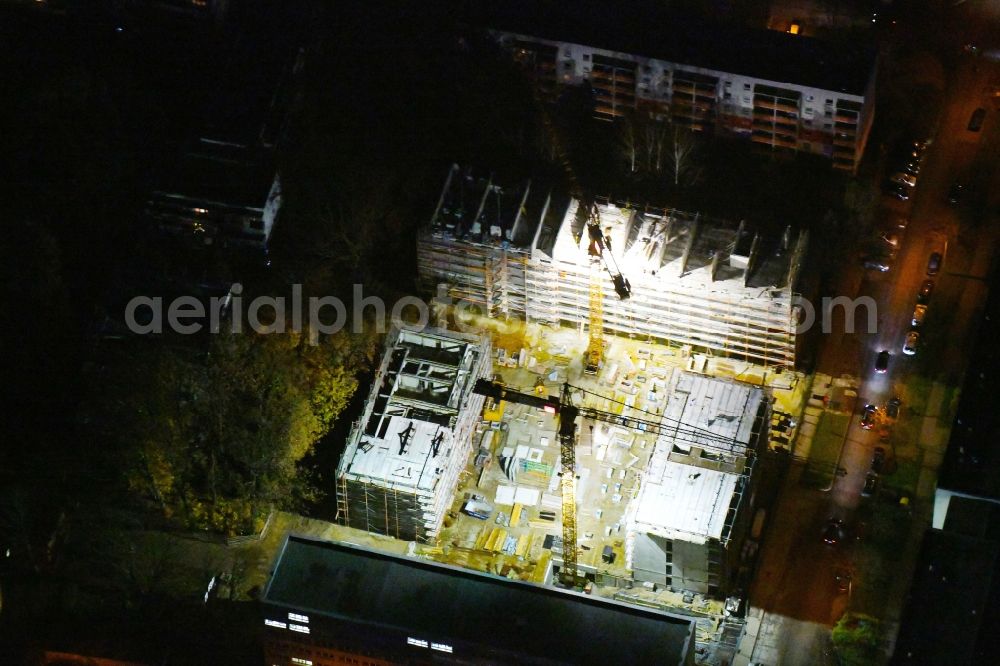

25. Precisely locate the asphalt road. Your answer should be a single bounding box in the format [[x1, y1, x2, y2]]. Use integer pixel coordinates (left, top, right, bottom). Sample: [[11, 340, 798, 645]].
[[749, 9, 1000, 662]]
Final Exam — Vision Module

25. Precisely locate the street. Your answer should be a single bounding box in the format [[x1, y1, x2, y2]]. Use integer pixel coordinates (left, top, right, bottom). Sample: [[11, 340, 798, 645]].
[[745, 6, 1000, 663]]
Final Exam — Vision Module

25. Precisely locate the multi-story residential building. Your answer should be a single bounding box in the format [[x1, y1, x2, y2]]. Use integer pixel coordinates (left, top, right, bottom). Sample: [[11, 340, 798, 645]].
[[335, 327, 492, 543], [419, 165, 809, 369], [144, 138, 282, 250], [625, 372, 770, 599], [486, 7, 876, 172]]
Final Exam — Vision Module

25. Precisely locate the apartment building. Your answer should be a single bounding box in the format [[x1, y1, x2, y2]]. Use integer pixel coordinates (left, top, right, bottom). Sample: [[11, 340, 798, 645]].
[[624, 372, 770, 598], [487, 7, 876, 172], [335, 327, 492, 543], [419, 165, 808, 369]]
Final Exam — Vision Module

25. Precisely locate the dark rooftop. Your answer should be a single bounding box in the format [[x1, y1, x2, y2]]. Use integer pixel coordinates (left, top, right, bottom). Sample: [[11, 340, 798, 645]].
[[263, 535, 695, 665], [938, 267, 1000, 501], [154, 140, 276, 210], [892, 528, 1000, 665], [475, 0, 876, 96]]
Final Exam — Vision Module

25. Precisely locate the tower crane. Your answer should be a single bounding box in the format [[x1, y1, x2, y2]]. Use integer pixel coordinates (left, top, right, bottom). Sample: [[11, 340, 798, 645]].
[[508, 81, 633, 587], [473, 378, 747, 589], [583, 204, 631, 375]]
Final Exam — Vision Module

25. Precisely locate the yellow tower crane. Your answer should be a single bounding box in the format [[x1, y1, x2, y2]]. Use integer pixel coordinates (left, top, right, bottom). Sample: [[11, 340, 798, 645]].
[[583, 204, 631, 375]]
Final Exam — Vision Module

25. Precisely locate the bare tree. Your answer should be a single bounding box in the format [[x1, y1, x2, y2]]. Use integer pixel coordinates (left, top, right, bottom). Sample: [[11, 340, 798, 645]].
[[666, 125, 701, 187], [642, 119, 668, 173], [617, 114, 640, 174]]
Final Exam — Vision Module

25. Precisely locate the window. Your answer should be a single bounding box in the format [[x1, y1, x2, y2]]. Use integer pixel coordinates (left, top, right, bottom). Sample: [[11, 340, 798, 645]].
[[743, 83, 751, 91], [824, 123, 832, 129], [583, 53, 590, 61], [643, 65, 652, 73], [806, 95, 814, 102], [724, 91, 732, 100], [563, 61, 572, 69]]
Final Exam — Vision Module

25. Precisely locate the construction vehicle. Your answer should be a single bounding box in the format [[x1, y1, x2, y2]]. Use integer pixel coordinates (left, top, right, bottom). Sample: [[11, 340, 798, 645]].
[[473, 378, 748, 589]]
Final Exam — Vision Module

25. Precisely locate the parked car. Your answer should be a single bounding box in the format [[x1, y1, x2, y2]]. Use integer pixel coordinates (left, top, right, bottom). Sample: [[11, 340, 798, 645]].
[[862, 472, 879, 497], [861, 403, 878, 430], [885, 182, 910, 201], [918, 280, 934, 303], [863, 258, 890, 272], [890, 172, 918, 188], [886, 397, 901, 420], [822, 518, 847, 545], [912, 304, 927, 327], [880, 233, 900, 248], [900, 161, 921, 176], [948, 182, 965, 204], [872, 446, 887, 473], [927, 252, 942, 276], [968, 107, 986, 132], [875, 350, 890, 374], [903, 331, 920, 355], [834, 567, 853, 593]]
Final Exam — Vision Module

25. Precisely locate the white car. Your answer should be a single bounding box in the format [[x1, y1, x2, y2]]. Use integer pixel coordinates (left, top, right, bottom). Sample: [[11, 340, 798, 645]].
[[890, 172, 918, 188], [902, 331, 920, 355]]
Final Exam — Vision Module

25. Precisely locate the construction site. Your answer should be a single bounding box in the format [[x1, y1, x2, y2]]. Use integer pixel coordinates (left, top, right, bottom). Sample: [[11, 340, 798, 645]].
[[332, 320, 800, 661], [330, 165, 814, 663]]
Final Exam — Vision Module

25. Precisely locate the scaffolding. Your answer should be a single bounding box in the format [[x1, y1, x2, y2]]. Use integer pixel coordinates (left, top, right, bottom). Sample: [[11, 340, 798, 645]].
[[335, 327, 492, 543], [419, 166, 808, 369]]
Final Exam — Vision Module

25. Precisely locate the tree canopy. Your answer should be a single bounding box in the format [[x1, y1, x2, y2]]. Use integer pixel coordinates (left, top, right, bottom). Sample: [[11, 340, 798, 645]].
[[85, 329, 375, 536]]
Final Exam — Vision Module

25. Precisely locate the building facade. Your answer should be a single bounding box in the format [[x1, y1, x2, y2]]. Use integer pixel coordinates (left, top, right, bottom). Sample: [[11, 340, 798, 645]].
[[335, 327, 492, 543], [623, 373, 770, 599], [419, 165, 808, 369], [489, 12, 876, 172]]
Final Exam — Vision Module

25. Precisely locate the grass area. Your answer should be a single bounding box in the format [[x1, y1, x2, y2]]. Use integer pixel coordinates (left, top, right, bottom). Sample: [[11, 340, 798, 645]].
[[801, 412, 851, 489], [883, 455, 922, 497], [937, 385, 960, 428]]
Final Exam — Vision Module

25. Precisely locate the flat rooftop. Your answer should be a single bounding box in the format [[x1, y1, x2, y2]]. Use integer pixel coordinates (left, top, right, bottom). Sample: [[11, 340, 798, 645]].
[[476, 0, 876, 96], [263, 535, 695, 665], [631, 374, 763, 542], [633, 461, 738, 542], [340, 415, 453, 492], [938, 268, 1000, 502], [661, 372, 765, 456], [337, 328, 484, 493], [893, 528, 1000, 665]]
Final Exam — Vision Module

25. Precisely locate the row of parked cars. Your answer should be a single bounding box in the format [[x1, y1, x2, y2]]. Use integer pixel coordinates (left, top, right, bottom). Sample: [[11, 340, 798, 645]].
[[883, 138, 929, 201]]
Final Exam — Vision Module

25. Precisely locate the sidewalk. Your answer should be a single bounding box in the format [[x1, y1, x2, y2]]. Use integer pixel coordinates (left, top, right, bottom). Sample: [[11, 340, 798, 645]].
[[793, 373, 859, 488]]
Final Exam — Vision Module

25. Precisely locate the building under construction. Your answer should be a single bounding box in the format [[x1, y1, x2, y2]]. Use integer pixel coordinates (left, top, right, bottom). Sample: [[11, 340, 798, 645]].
[[335, 327, 492, 543], [418, 165, 808, 369], [623, 372, 769, 598]]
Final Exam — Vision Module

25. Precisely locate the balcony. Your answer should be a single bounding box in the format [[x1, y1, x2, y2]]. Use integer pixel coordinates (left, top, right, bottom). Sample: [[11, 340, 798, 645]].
[[753, 97, 799, 113], [673, 81, 716, 96], [833, 135, 855, 148], [832, 157, 855, 171], [590, 69, 635, 84], [752, 113, 797, 129]]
